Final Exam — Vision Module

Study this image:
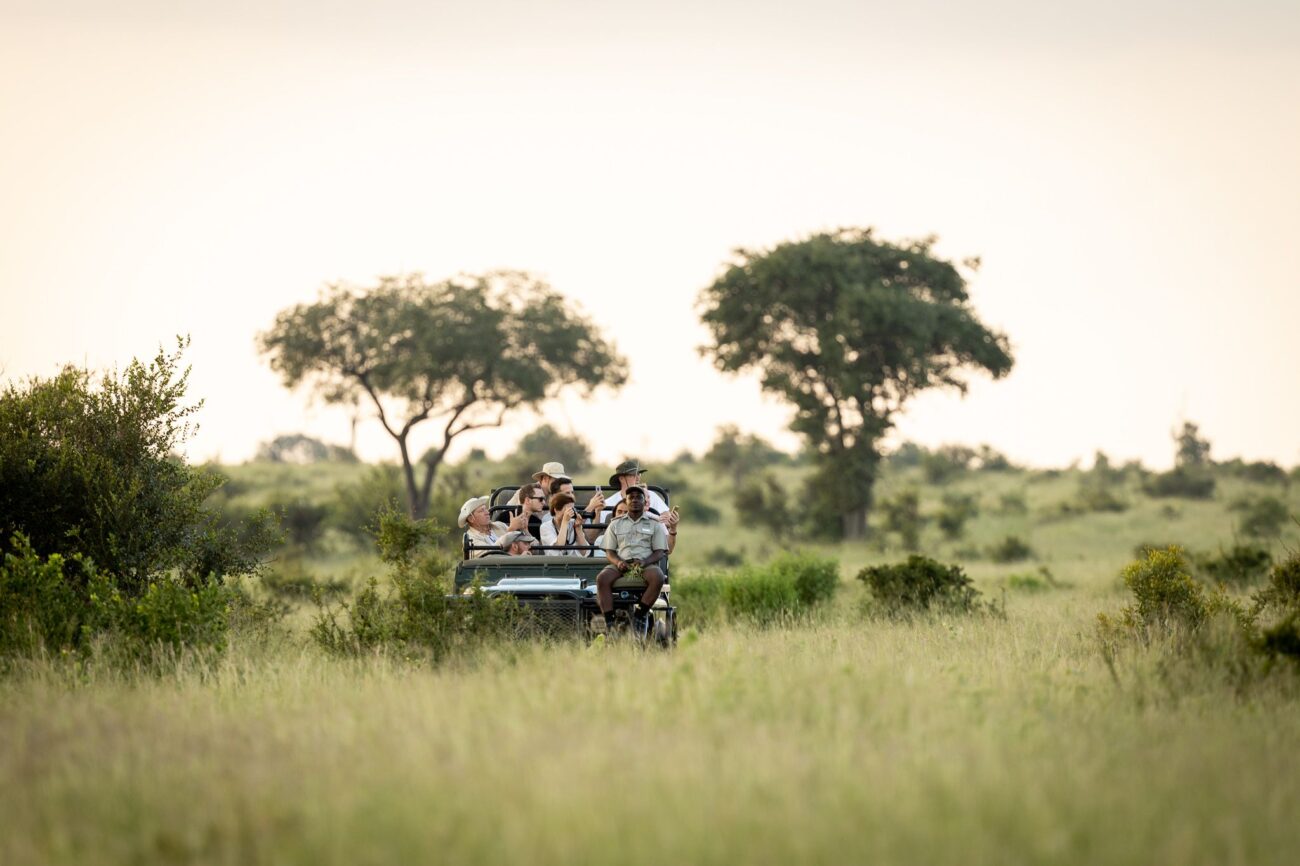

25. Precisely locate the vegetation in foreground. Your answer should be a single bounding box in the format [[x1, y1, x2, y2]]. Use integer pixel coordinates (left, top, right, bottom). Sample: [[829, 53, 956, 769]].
[[4, 348, 1300, 864]]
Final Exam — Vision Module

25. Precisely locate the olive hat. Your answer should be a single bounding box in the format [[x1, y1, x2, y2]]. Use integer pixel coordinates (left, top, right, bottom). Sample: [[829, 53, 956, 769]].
[[608, 460, 648, 488]]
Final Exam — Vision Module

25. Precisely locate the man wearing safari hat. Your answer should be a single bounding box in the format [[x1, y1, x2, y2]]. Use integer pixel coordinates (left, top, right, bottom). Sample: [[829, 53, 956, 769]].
[[506, 461, 568, 506], [458, 495, 510, 558], [601, 460, 672, 524], [507, 460, 605, 519]]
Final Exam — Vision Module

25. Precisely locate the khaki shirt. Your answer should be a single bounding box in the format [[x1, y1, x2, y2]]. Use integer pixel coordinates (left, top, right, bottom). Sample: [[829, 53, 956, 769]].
[[603, 513, 668, 562], [465, 521, 510, 558]]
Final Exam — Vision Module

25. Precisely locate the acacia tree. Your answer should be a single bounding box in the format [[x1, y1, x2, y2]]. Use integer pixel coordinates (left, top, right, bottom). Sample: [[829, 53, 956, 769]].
[[259, 272, 626, 519], [698, 228, 1013, 539]]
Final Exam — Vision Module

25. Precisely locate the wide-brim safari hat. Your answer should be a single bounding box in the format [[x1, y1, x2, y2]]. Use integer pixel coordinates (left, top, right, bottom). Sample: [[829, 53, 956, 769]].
[[608, 460, 648, 488], [532, 461, 566, 480], [457, 495, 490, 528]]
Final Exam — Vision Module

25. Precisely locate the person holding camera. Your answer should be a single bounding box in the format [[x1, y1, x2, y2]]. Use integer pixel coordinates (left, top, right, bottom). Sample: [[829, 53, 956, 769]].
[[539, 490, 591, 556]]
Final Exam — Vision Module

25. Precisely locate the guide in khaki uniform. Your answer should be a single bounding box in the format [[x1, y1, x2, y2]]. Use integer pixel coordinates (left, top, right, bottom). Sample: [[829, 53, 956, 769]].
[[596, 485, 668, 636]]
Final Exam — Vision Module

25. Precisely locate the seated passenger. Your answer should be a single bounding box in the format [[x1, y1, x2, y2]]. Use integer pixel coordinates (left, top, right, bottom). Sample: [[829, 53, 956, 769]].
[[592, 499, 629, 559], [595, 500, 679, 558], [549, 476, 604, 544], [505, 461, 568, 506], [497, 530, 539, 556], [507, 481, 547, 540], [602, 460, 670, 519], [595, 485, 667, 636], [458, 496, 509, 558], [539, 491, 591, 557]]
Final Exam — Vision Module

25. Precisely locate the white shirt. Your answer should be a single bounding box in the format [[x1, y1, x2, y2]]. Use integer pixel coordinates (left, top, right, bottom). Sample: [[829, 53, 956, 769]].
[[539, 516, 591, 557]]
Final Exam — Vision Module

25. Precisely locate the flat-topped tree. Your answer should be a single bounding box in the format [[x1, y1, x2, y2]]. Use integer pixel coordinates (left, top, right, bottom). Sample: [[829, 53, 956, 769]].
[[259, 272, 626, 519], [698, 228, 1013, 540]]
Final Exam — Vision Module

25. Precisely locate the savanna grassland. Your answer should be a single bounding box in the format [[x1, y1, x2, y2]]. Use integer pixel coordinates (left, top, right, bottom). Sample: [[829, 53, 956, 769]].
[[4, 456, 1300, 866]]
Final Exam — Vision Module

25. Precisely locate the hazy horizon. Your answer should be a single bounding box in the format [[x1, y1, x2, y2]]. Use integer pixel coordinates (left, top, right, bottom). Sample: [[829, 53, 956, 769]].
[[3, 0, 1297, 471]]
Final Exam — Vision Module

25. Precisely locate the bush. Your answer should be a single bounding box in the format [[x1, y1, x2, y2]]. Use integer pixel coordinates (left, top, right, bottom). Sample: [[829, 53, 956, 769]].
[[1251, 552, 1300, 617], [880, 489, 924, 551], [671, 571, 728, 627], [734, 473, 796, 538], [1143, 466, 1216, 500], [988, 535, 1034, 563], [310, 508, 521, 660], [1, 534, 241, 664], [673, 553, 839, 628], [996, 491, 1028, 515], [1216, 458, 1288, 485], [0, 340, 273, 593], [1120, 546, 1212, 632], [1004, 566, 1066, 593], [857, 555, 985, 616], [329, 465, 405, 544], [936, 492, 979, 540], [1194, 545, 1272, 586], [676, 497, 722, 525], [921, 445, 977, 485], [1229, 496, 1290, 539]]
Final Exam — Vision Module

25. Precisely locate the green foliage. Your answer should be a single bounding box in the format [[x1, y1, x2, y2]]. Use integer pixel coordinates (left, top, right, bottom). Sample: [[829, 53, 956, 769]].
[[329, 465, 405, 544], [879, 489, 924, 551], [921, 445, 977, 485], [259, 272, 627, 519], [1143, 466, 1216, 500], [310, 508, 521, 661], [1228, 495, 1290, 539], [1004, 566, 1066, 593], [936, 492, 979, 540], [675, 553, 839, 628], [676, 497, 721, 526], [987, 535, 1034, 563], [1143, 423, 1216, 500], [1, 534, 242, 665], [703, 425, 791, 486], [1119, 547, 1212, 632], [504, 424, 592, 480], [1174, 422, 1212, 468], [255, 433, 356, 464], [1251, 551, 1300, 618], [733, 472, 796, 539], [1216, 458, 1288, 485], [996, 491, 1029, 515], [1194, 544, 1272, 586], [857, 555, 985, 616], [0, 340, 273, 594], [697, 228, 1013, 539], [1073, 452, 1128, 513]]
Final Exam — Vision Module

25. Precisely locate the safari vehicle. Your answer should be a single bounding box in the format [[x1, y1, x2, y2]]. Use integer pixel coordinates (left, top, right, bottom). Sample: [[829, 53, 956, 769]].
[[454, 484, 677, 646]]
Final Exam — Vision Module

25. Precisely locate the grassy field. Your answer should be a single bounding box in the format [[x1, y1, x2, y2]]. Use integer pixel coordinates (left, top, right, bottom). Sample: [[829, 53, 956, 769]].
[[2, 458, 1299, 865]]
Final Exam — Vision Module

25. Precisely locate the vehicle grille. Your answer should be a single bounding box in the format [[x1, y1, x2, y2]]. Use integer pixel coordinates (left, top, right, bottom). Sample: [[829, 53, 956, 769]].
[[514, 600, 584, 638]]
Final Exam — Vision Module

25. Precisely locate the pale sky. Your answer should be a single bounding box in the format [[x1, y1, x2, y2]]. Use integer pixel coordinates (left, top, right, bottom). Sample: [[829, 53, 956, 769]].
[[2, 0, 1298, 471]]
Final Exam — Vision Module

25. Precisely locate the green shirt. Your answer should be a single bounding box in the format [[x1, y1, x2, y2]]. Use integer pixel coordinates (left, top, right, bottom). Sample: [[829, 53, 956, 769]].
[[603, 513, 668, 562]]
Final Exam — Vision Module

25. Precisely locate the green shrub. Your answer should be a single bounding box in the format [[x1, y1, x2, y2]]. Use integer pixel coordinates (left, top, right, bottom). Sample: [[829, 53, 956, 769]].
[[329, 465, 404, 544], [1194, 545, 1272, 586], [996, 491, 1028, 515], [0, 340, 274, 593], [673, 553, 839, 628], [1120, 547, 1210, 632], [857, 555, 985, 616], [921, 445, 976, 485], [311, 508, 521, 660], [769, 552, 840, 608], [1, 533, 245, 665], [988, 535, 1034, 563], [936, 493, 979, 540], [1228, 496, 1290, 539], [880, 489, 924, 551], [672, 570, 729, 628], [704, 546, 745, 568], [1251, 552, 1300, 617], [734, 473, 796, 539], [722, 566, 801, 626], [1143, 466, 1215, 500], [1004, 566, 1065, 593], [676, 497, 721, 525]]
